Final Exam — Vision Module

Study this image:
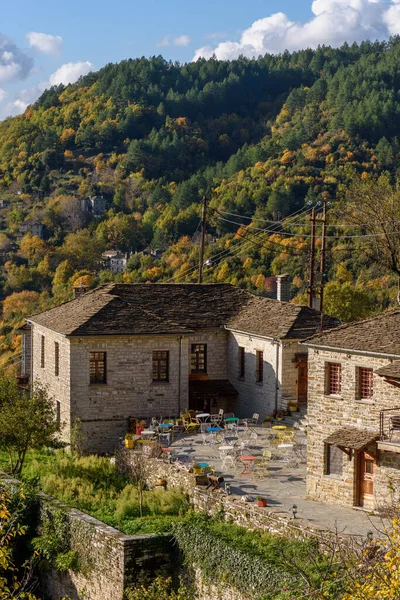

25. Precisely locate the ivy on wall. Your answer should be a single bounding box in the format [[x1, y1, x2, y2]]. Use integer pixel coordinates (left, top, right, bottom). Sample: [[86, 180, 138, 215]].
[[173, 519, 294, 599]]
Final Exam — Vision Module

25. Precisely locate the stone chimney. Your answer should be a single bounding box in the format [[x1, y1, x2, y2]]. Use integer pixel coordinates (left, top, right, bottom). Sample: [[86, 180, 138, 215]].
[[276, 274, 290, 303], [73, 283, 89, 299]]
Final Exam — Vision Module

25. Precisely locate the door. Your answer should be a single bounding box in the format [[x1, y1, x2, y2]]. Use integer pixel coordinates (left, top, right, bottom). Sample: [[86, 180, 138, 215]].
[[297, 360, 308, 405], [358, 451, 375, 508]]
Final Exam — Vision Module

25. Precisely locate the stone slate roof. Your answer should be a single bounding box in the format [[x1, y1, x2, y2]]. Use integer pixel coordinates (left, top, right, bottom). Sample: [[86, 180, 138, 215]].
[[29, 283, 338, 338], [304, 309, 400, 357], [375, 360, 400, 380], [324, 428, 379, 450]]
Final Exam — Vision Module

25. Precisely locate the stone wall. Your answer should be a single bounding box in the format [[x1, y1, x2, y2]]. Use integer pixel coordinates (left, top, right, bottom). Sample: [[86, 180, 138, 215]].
[[39, 496, 175, 600], [227, 333, 304, 419], [31, 324, 72, 444], [69, 334, 189, 454], [227, 331, 279, 419], [188, 328, 229, 381], [306, 347, 400, 508]]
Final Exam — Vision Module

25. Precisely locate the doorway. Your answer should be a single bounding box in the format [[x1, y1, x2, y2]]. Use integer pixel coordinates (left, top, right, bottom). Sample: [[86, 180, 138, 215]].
[[357, 451, 375, 509], [297, 360, 308, 406]]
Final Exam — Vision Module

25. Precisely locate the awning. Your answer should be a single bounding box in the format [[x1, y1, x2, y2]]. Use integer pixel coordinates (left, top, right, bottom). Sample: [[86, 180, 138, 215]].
[[324, 428, 379, 451]]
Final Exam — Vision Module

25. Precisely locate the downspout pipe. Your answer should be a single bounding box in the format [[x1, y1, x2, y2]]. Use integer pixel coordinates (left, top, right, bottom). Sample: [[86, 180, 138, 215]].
[[178, 336, 182, 416], [274, 339, 280, 413]]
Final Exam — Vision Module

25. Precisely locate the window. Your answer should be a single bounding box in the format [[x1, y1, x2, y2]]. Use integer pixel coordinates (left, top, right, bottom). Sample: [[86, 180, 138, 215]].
[[56, 400, 61, 423], [152, 351, 169, 382], [90, 352, 106, 384], [327, 363, 341, 395], [191, 344, 207, 373], [256, 350, 263, 383], [238, 347, 245, 379], [358, 367, 373, 399], [326, 444, 343, 476], [54, 342, 60, 377], [40, 335, 45, 368]]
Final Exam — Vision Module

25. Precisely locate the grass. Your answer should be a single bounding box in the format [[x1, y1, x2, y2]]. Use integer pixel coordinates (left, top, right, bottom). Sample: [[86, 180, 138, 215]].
[[0, 448, 189, 535]]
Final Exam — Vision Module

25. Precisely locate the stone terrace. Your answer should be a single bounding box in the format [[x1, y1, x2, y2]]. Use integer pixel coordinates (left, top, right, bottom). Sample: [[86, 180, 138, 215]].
[[166, 425, 384, 538]]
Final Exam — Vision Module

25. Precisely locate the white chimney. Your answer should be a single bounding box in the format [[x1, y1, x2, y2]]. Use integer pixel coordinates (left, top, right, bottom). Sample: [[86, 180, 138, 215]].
[[276, 274, 290, 303]]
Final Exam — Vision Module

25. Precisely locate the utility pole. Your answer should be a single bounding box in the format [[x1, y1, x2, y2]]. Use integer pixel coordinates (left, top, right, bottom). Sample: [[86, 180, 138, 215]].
[[198, 196, 207, 284], [319, 199, 328, 315], [308, 208, 316, 309]]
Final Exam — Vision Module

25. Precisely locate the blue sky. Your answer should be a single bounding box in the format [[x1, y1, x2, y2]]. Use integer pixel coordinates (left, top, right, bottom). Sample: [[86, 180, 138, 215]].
[[1, 0, 399, 119]]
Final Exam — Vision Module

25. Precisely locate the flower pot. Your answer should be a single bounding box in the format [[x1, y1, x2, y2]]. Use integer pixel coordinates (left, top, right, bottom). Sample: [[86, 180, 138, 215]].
[[257, 499, 267, 507], [193, 467, 202, 475]]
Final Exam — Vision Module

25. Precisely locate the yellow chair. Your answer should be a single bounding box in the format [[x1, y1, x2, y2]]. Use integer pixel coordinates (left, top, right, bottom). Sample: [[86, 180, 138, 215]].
[[181, 412, 201, 434]]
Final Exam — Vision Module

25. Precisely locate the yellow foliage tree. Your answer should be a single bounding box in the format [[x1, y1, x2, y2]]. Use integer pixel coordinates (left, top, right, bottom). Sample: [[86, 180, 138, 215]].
[[2, 291, 41, 322]]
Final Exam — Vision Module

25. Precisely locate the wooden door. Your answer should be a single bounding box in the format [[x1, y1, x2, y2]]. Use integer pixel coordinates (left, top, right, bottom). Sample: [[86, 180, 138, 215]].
[[358, 451, 375, 508], [297, 360, 308, 405]]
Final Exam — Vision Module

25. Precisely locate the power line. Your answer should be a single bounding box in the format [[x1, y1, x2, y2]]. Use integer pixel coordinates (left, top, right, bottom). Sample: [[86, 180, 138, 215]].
[[165, 204, 314, 283]]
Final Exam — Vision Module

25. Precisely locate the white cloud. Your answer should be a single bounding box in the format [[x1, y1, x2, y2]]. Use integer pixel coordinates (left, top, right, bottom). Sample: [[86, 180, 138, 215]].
[[48, 61, 94, 86], [26, 32, 62, 55], [0, 34, 33, 83], [0, 60, 95, 120], [0, 88, 6, 102], [173, 35, 191, 47], [157, 34, 191, 47], [193, 0, 400, 60]]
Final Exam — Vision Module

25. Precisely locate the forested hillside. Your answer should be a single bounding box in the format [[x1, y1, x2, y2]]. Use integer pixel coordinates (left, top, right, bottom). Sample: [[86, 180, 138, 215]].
[[1, 39, 400, 367]]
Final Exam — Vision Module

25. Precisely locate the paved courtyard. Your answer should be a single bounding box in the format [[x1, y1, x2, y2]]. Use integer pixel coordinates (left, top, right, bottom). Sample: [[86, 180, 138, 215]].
[[168, 425, 384, 538]]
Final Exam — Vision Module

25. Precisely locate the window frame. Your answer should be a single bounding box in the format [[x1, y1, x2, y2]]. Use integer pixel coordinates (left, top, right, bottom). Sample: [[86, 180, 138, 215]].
[[152, 350, 169, 383], [358, 367, 374, 400], [40, 335, 45, 369], [54, 342, 60, 377], [89, 351, 107, 385], [256, 350, 264, 384], [325, 443, 343, 477], [326, 362, 342, 395], [238, 346, 245, 379], [191, 343, 207, 374]]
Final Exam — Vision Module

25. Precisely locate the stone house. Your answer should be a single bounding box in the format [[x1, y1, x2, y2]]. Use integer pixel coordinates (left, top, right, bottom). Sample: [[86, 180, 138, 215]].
[[102, 250, 129, 274], [19, 219, 44, 238], [304, 310, 400, 511], [21, 283, 337, 453]]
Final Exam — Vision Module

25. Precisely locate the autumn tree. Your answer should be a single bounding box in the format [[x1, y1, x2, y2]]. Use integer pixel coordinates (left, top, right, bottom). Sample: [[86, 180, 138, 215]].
[[61, 229, 105, 270], [323, 281, 376, 322], [343, 175, 400, 303], [0, 376, 61, 477]]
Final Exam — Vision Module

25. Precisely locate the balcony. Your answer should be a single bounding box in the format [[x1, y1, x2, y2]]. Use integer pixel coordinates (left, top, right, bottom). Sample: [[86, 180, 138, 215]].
[[378, 408, 400, 453]]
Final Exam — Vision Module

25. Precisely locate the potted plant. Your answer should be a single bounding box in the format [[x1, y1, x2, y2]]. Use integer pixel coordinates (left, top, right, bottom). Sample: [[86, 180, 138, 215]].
[[193, 462, 203, 475], [257, 496, 267, 507]]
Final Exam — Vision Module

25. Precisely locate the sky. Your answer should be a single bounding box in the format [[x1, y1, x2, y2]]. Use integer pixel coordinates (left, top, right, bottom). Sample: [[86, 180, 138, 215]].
[[1, 0, 400, 120]]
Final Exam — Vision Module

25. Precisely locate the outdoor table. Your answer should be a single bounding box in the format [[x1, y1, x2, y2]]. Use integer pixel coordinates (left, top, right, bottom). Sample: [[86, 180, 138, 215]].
[[157, 423, 172, 430], [271, 425, 287, 431], [225, 417, 239, 424], [141, 429, 156, 438], [196, 413, 210, 422], [276, 444, 294, 463], [239, 455, 256, 476], [198, 462, 209, 468], [206, 426, 222, 446]]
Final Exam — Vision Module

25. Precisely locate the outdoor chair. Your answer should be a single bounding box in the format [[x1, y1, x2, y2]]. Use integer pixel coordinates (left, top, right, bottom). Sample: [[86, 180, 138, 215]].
[[253, 451, 271, 478], [241, 413, 259, 431], [210, 408, 224, 425], [280, 428, 295, 444], [389, 416, 400, 440], [206, 474, 224, 491], [181, 412, 201, 434]]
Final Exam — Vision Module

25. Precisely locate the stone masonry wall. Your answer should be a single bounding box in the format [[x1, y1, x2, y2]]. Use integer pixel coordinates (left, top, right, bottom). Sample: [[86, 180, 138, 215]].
[[69, 334, 190, 454], [227, 331, 279, 420], [306, 347, 400, 508], [31, 324, 72, 443], [227, 333, 304, 419], [188, 328, 228, 382], [39, 497, 174, 600]]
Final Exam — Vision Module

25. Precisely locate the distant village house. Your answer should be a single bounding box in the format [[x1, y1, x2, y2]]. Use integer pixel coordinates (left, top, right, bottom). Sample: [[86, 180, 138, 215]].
[[19, 219, 44, 239]]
